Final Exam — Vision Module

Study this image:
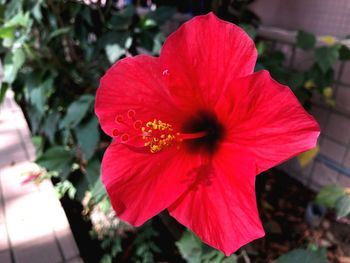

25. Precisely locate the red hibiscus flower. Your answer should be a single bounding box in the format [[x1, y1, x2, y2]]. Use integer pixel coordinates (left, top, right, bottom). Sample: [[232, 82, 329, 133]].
[[95, 13, 320, 255]]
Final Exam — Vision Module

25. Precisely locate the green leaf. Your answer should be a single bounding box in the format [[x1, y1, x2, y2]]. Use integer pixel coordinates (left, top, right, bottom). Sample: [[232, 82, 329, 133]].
[[42, 111, 61, 143], [277, 249, 328, 263], [221, 255, 238, 263], [177, 230, 235, 263], [315, 46, 339, 73], [32, 0, 43, 21], [100, 31, 131, 64], [297, 145, 319, 167], [60, 128, 71, 146], [26, 105, 42, 135], [91, 179, 107, 204], [13, 47, 26, 66], [261, 50, 285, 67], [0, 26, 15, 39], [335, 194, 350, 219], [47, 27, 71, 41], [85, 157, 101, 187], [138, 30, 157, 51], [98, 197, 112, 214], [108, 5, 135, 30], [29, 88, 45, 114], [4, 0, 23, 20], [307, 64, 334, 88], [256, 41, 266, 56], [74, 174, 89, 201], [80, 6, 92, 25], [240, 23, 256, 40], [201, 250, 225, 263], [152, 32, 166, 55], [3, 48, 26, 83], [105, 43, 125, 64], [307, 244, 328, 260], [100, 254, 112, 263], [254, 62, 265, 71], [36, 146, 74, 176], [4, 12, 30, 28], [55, 180, 76, 199], [74, 116, 99, 160], [339, 45, 350, 60], [59, 94, 94, 129], [28, 77, 53, 115], [31, 136, 44, 156], [145, 6, 176, 26], [316, 185, 345, 208], [0, 83, 9, 104], [176, 230, 203, 263], [287, 72, 305, 90], [296, 31, 316, 50]]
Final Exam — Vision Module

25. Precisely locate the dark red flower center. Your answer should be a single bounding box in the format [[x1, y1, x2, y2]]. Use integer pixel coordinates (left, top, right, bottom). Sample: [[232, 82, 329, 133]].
[[181, 111, 225, 154], [112, 110, 225, 154]]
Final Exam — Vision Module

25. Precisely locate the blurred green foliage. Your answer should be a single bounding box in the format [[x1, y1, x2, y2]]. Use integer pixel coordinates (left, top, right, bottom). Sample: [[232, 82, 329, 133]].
[[276, 245, 328, 263], [0, 0, 177, 261], [1, 0, 350, 262], [176, 230, 238, 263], [256, 29, 350, 108], [316, 185, 350, 219]]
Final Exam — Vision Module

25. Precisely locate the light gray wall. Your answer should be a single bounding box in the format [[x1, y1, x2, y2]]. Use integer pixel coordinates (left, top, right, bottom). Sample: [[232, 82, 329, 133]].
[[252, 0, 350, 189], [251, 0, 350, 37]]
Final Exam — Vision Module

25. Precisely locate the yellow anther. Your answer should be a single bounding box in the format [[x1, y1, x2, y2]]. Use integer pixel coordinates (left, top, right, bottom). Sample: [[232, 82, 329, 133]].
[[140, 118, 177, 153]]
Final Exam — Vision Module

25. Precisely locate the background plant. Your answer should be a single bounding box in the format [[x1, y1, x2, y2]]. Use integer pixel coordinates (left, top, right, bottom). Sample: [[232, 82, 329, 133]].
[[1, 0, 350, 262]]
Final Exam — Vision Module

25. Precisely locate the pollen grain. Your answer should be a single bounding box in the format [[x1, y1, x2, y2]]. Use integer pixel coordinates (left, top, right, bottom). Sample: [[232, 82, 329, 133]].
[[141, 119, 176, 153]]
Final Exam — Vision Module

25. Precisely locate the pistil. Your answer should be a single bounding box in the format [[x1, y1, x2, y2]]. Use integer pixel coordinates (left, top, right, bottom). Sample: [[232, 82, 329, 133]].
[[177, 131, 207, 141]]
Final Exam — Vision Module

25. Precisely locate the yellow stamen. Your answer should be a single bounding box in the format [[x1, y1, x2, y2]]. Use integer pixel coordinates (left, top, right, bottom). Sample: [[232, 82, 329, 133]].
[[141, 119, 178, 153], [140, 119, 207, 153]]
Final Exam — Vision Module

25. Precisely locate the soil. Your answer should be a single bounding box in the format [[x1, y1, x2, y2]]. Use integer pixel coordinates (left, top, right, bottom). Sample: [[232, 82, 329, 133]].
[[250, 170, 350, 263], [62, 169, 350, 263]]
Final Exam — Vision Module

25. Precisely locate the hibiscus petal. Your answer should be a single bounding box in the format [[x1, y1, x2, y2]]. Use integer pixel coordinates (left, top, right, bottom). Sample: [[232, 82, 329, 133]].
[[102, 142, 203, 227], [95, 55, 183, 137], [216, 70, 320, 174], [160, 12, 257, 110], [168, 144, 264, 256]]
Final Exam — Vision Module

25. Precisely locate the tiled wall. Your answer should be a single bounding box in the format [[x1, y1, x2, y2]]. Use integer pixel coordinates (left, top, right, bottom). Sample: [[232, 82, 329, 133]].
[[310, 62, 350, 190], [277, 47, 350, 191], [251, 0, 350, 37], [253, 1, 350, 190]]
